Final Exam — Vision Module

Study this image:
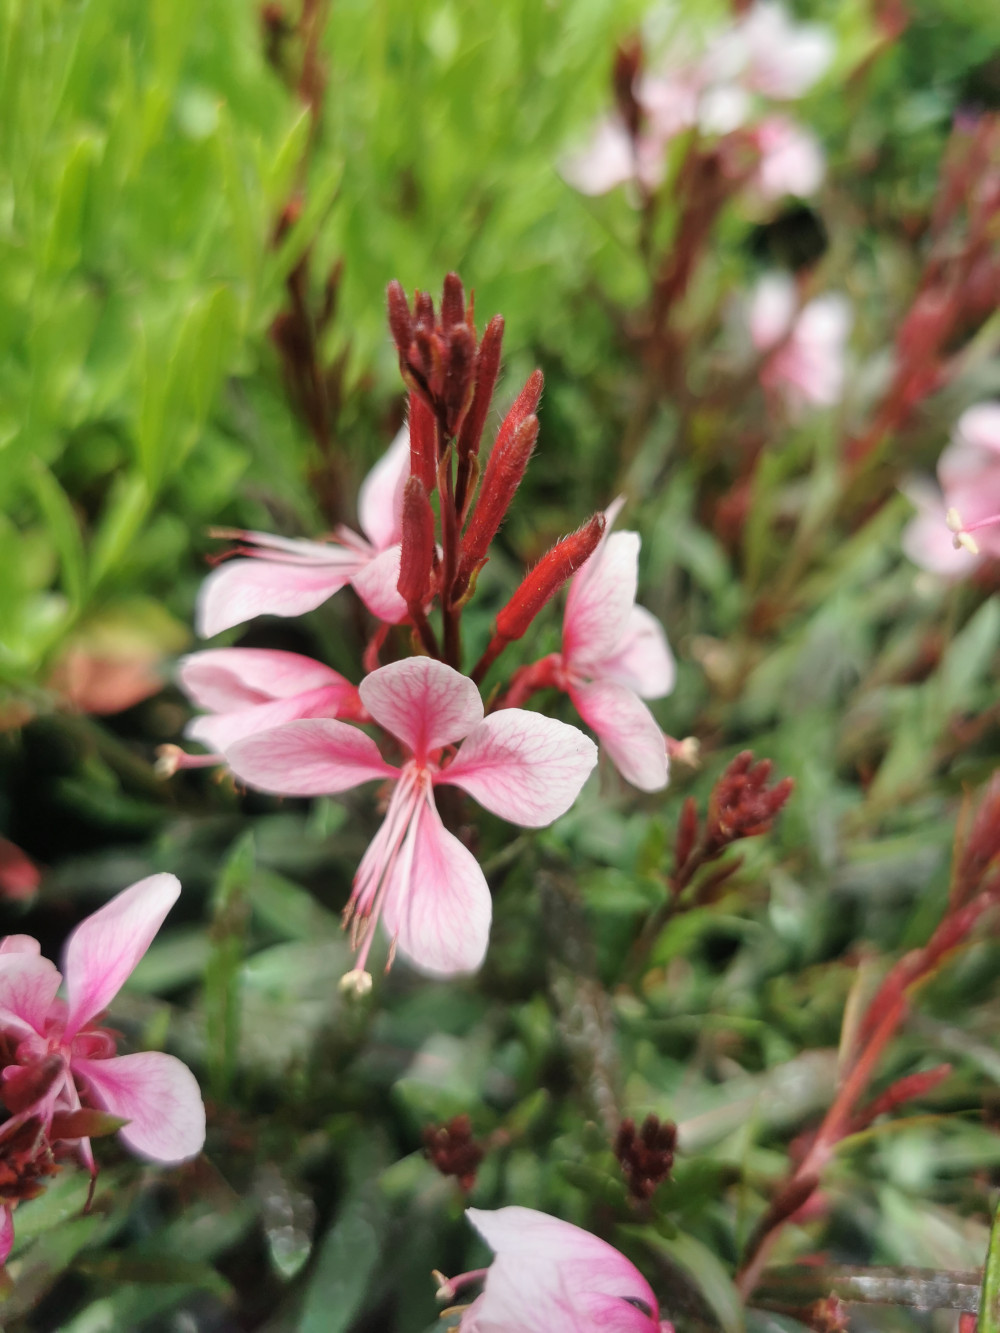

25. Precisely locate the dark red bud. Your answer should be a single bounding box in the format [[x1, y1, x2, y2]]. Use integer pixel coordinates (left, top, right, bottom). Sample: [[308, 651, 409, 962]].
[[441, 272, 466, 329], [495, 513, 605, 643], [409, 391, 438, 493], [398, 477, 436, 607], [458, 314, 504, 461], [414, 289, 435, 330], [459, 414, 539, 582], [387, 281, 413, 354], [674, 797, 699, 875], [2, 1055, 64, 1115], [444, 324, 476, 435]]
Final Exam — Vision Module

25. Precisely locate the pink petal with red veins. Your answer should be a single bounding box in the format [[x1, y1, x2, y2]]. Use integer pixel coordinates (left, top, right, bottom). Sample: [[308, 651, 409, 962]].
[[564, 532, 640, 668], [72, 1051, 205, 1164], [443, 710, 597, 827], [350, 543, 407, 623], [0, 953, 61, 1037], [0, 1205, 13, 1265], [357, 426, 410, 550], [571, 680, 668, 792], [381, 797, 491, 977], [596, 606, 676, 699], [225, 718, 394, 795], [359, 659, 483, 760], [62, 874, 181, 1037], [178, 648, 350, 710], [196, 556, 360, 638], [0, 935, 41, 955], [186, 684, 356, 753], [466, 1207, 661, 1332]]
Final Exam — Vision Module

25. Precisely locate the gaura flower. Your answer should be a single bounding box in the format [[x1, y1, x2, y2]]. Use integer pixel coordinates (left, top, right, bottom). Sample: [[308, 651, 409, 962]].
[[707, 1, 833, 101], [0, 875, 206, 1262], [197, 426, 410, 638], [224, 658, 598, 980], [902, 403, 1000, 576], [177, 648, 364, 756], [749, 273, 851, 415], [553, 501, 675, 793], [750, 116, 825, 203], [442, 1206, 672, 1332]]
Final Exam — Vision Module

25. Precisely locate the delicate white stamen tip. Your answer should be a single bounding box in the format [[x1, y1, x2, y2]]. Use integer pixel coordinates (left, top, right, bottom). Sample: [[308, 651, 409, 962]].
[[955, 530, 980, 555], [339, 968, 373, 998], [154, 745, 184, 778], [668, 735, 701, 767], [945, 506, 964, 533], [432, 1271, 456, 1303]]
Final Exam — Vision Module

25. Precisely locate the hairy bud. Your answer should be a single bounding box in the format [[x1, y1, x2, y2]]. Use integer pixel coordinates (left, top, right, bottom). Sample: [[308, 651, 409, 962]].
[[495, 513, 605, 643]]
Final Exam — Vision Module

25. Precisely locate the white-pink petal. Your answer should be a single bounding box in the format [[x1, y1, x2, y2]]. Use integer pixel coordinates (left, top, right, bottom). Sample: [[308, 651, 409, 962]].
[[72, 1051, 206, 1164], [0, 935, 42, 955], [381, 798, 491, 977], [196, 556, 359, 638], [186, 685, 354, 753], [0, 1205, 13, 1266], [178, 648, 350, 711], [443, 711, 597, 827], [359, 658, 484, 761], [225, 718, 394, 795], [564, 532, 640, 669], [0, 953, 62, 1038], [62, 874, 181, 1038], [350, 543, 407, 623], [597, 606, 676, 700], [571, 680, 669, 793], [955, 403, 1000, 455], [357, 426, 410, 551]]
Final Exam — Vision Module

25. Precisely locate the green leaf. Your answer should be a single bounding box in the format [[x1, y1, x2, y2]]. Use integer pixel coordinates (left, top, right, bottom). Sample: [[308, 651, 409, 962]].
[[29, 460, 87, 613], [204, 832, 254, 1101], [298, 1179, 387, 1333], [981, 1197, 1000, 1333]]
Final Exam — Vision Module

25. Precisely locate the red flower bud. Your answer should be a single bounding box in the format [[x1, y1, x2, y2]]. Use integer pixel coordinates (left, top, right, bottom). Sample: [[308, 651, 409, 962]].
[[414, 289, 435, 331], [458, 314, 504, 461], [409, 391, 438, 493], [458, 414, 539, 585], [397, 476, 436, 608], [441, 271, 467, 330], [444, 323, 477, 436], [495, 513, 605, 643], [386, 280, 413, 355]]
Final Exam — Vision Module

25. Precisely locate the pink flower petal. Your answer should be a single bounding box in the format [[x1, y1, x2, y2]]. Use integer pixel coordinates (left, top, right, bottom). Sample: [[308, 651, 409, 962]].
[[196, 556, 360, 638], [0, 1205, 13, 1266], [381, 796, 491, 977], [225, 718, 394, 795], [562, 117, 641, 196], [749, 273, 796, 351], [359, 659, 483, 761], [0, 953, 61, 1038], [443, 711, 597, 827], [0, 935, 41, 955], [72, 1051, 205, 1164], [571, 680, 669, 792], [62, 874, 181, 1037], [597, 606, 676, 699], [178, 648, 350, 711], [466, 1207, 661, 1332], [186, 684, 354, 753], [955, 403, 1000, 455], [357, 426, 410, 551], [350, 543, 407, 623], [564, 532, 640, 669]]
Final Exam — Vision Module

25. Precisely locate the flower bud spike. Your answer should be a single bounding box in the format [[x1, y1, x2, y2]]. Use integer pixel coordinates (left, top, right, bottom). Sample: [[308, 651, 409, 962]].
[[457, 414, 539, 593], [458, 314, 505, 464], [441, 271, 466, 329], [386, 280, 413, 356], [398, 476, 436, 608], [444, 322, 477, 437], [495, 513, 605, 643], [414, 289, 435, 330], [409, 391, 438, 492]]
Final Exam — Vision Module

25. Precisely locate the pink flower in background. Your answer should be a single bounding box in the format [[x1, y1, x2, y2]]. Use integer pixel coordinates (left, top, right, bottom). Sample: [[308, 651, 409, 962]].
[[197, 426, 410, 638], [903, 404, 1000, 575], [750, 116, 825, 202], [224, 658, 597, 980], [177, 648, 364, 755], [443, 1206, 672, 1332], [554, 501, 675, 793], [750, 273, 851, 414], [0, 875, 206, 1262], [710, 2, 833, 101]]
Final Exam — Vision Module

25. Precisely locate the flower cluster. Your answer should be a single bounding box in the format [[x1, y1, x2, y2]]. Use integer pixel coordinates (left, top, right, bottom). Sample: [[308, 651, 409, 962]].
[[614, 1114, 677, 1202], [173, 275, 677, 987], [0, 876, 206, 1264], [748, 273, 851, 417], [562, 1, 832, 207]]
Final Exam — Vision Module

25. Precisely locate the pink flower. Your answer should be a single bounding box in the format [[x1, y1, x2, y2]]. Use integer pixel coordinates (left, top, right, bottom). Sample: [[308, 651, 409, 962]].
[[177, 648, 363, 755], [561, 115, 669, 197], [224, 658, 598, 980], [902, 403, 1000, 575], [750, 116, 825, 202], [708, 2, 833, 101], [447, 1206, 672, 1332], [0, 876, 206, 1262], [750, 273, 851, 414], [554, 501, 675, 793], [197, 426, 410, 638]]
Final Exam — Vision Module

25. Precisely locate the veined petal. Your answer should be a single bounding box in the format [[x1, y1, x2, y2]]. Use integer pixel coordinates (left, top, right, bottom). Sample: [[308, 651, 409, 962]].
[[357, 426, 410, 550], [72, 1051, 205, 1164], [196, 557, 359, 638], [597, 606, 676, 699], [178, 648, 351, 710], [0, 1205, 13, 1265], [350, 544, 407, 623], [0, 935, 41, 955], [564, 532, 640, 668], [443, 711, 597, 827], [0, 953, 61, 1038], [571, 681, 669, 792], [62, 874, 181, 1037], [381, 796, 491, 977], [226, 718, 394, 795], [359, 659, 483, 761], [186, 684, 356, 752]]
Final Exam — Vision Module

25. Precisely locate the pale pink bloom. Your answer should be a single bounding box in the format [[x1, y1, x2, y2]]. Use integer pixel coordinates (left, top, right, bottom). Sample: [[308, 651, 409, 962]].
[[197, 426, 410, 638], [555, 501, 675, 793], [0, 876, 206, 1261], [177, 648, 363, 754], [224, 658, 597, 979], [453, 1206, 672, 1332], [751, 116, 825, 201], [902, 404, 1000, 575], [560, 116, 667, 197], [707, 2, 833, 101], [750, 273, 851, 414]]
